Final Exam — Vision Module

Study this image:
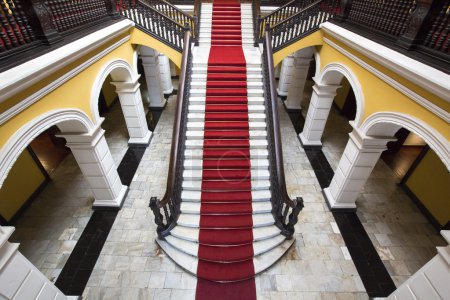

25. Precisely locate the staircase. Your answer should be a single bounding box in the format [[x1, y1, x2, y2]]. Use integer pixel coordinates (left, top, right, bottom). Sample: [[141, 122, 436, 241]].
[[155, 0, 297, 283]]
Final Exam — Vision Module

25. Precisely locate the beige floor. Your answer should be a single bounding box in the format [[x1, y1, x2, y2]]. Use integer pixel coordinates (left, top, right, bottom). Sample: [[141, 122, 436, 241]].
[[320, 106, 446, 287], [9, 91, 445, 299]]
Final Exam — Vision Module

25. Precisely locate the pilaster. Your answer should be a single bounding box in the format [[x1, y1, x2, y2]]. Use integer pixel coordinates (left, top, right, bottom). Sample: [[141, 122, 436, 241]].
[[140, 47, 166, 109]]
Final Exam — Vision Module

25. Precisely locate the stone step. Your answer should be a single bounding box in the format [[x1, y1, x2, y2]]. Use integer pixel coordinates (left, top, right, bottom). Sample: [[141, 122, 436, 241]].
[[181, 179, 270, 191], [184, 149, 269, 160], [191, 73, 263, 82], [185, 139, 268, 149], [190, 89, 264, 97], [188, 104, 265, 114], [177, 213, 274, 228], [186, 121, 266, 131], [189, 96, 264, 105], [183, 159, 269, 170], [180, 201, 272, 215], [182, 169, 270, 181], [185, 130, 267, 140], [170, 224, 281, 243], [187, 112, 266, 122], [181, 189, 272, 203], [191, 81, 263, 89]]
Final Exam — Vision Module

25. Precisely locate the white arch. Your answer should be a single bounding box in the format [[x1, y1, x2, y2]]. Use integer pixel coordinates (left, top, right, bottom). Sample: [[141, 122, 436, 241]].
[[90, 59, 138, 123], [359, 111, 450, 171], [313, 48, 321, 78], [0, 109, 95, 188], [316, 62, 365, 125]]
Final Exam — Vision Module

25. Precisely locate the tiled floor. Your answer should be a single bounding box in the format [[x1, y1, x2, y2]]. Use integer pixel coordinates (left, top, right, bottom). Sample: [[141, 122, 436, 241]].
[[319, 106, 446, 287], [9, 82, 445, 299], [9, 100, 132, 284]]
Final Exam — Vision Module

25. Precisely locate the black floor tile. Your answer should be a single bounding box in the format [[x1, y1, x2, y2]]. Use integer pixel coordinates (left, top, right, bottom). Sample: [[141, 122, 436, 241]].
[[285, 107, 397, 297], [55, 137, 148, 295]]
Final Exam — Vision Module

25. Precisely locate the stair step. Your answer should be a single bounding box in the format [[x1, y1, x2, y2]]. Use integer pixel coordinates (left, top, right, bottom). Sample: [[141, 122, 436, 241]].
[[189, 96, 264, 105], [184, 149, 268, 160], [156, 239, 295, 282], [186, 130, 267, 140], [180, 201, 272, 215], [189, 104, 264, 113], [181, 190, 271, 203], [177, 213, 274, 229], [184, 159, 269, 170], [192, 66, 262, 75], [182, 180, 270, 192], [185, 139, 268, 149], [165, 234, 285, 263], [187, 121, 266, 131], [170, 224, 280, 244], [183, 169, 270, 180]]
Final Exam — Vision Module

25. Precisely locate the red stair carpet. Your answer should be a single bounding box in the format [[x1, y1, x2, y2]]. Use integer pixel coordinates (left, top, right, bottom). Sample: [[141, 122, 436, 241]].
[[195, 0, 257, 299]]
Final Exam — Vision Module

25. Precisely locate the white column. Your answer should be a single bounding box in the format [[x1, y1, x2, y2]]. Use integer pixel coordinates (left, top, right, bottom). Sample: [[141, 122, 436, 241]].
[[0, 226, 68, 299], [158, 54, 174, 95], [299, 82, 340, 146], [277, 54, 294, 97], [323, 130, 394, 210], [59, 125, 128, 209], [285, 57, 312, 110], [112, 78, 152, 146], [140, 46, 166, 109]]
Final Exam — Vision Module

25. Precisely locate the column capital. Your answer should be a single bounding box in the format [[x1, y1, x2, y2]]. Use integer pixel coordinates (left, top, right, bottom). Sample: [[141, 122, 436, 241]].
[[111, 77, 141, 93], [311, 80, 341, 97], [57, 121, 105, 148], [348, 127, 396, 151]]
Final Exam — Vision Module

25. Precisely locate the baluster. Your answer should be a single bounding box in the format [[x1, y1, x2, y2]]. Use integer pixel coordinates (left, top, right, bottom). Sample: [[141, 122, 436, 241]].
[[0, 9, 14, 49], [1, 1, 22, 46], [13, 0, 34, 43], [434, 14, 449, 51]]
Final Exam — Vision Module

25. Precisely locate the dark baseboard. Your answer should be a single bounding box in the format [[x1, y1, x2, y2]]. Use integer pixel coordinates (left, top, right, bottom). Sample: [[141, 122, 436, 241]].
[[400, 183, 447, 232], [6, 177, 51, 226]]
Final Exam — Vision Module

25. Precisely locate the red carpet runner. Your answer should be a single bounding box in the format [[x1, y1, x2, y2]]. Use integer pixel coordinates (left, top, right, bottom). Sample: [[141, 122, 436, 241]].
[[196, 0, 257, 299]]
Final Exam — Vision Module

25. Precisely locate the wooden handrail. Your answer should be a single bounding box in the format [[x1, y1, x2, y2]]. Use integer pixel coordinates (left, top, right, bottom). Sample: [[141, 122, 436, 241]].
[[161, 30, 190, 207], [264, 29, 293, 208], [270, 0, 323, 30]]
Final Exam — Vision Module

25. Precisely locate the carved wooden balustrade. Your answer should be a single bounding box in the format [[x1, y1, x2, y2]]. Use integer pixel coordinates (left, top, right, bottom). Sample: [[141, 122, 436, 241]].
[[270, 0, 340, 51], [255, 0, 318, 44], [117, 0, 189, 52]]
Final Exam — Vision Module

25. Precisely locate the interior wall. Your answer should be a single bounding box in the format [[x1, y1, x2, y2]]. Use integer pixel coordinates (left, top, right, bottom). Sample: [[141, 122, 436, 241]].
[[405, 149, 450, 227], [101, 75, 117, 107], [334, 77, 350, 110], [0, 150, 47, 222]]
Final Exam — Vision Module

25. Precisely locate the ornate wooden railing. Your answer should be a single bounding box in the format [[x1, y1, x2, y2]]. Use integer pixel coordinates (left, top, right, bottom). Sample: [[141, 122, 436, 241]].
[[0, 0, 119, 60], [256, 0, 317, 43], [262, 30, 304, 239], [270, 0, 339, 51], [421, 1, 449, 54], [150, 30, 192, 239], [117, 0, 189, 52], [137, 0, 197, 43]]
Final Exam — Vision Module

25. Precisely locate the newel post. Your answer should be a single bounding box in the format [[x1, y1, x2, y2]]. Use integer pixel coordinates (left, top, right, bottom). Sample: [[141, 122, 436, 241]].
[[27, 0, 62, 45], [396, 0, 443, 50]]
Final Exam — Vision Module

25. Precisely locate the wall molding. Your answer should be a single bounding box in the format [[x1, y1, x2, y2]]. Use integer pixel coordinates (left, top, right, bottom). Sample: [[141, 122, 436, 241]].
[[321, 22, 450, 103], [316, 62, 365, 125], [0, 35, 131, 126], [359, 112, 450, 171], [0, 109, 95, 189], [323, 38, 450, 124]]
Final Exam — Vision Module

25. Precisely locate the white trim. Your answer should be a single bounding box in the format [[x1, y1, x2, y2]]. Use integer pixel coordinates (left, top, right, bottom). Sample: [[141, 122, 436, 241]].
[[313, 48, 321, 78], [323, 37, 450, 124], [0, 19, 134, 103], [90, 59, 138, 123], [316, 62, 365, 125], [0, 35, 131, 126], [321, 22, 450, 103], [0, 109, 95, 189], [359, 112, 450, 171]]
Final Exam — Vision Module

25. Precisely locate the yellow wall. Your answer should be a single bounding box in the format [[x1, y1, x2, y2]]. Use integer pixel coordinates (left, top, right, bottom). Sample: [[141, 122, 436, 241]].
[[101, 75, 117, 107], [0, 150, 46, 222], [405, 150, 450, 226], [334, 77, 350, 110], [318, 34, 450, 141], [273, 31, 323, 67]]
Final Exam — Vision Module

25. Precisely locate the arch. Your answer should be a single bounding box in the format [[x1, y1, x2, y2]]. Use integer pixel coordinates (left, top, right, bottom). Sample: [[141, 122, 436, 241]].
[[313, 48, 321, 78], [359, 112, 450, 171], [0, 109, 95, 188], [90, 59, 138, 123], [316, 62, 365, 125]]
